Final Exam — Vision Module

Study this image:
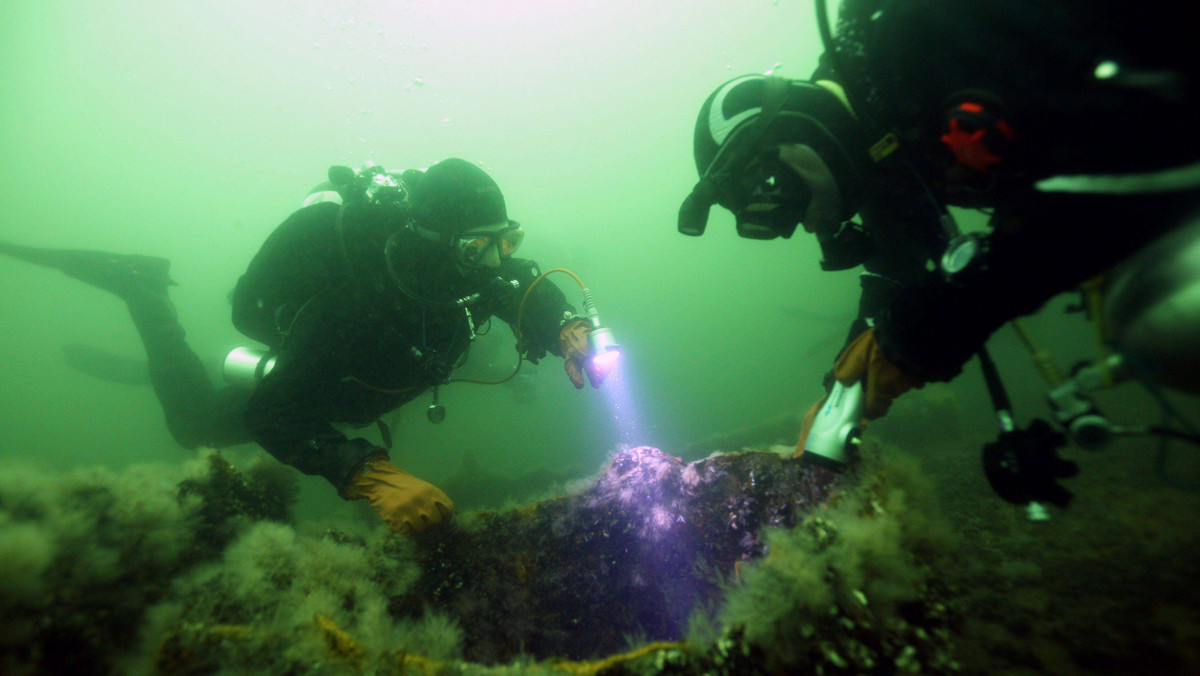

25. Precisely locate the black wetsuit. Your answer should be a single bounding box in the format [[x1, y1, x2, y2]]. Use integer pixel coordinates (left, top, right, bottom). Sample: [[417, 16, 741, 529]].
[[798, 48, 948, 363], [828, 134, 948, 351], [831, 0, 1200, 380], [141, 200, 574, 491]]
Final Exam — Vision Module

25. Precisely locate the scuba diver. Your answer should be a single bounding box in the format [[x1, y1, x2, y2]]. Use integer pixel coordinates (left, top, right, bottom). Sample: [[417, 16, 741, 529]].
[[681, 71, 945, 453], [679, 0, 1200, 501], [0, 158, 607, 534]]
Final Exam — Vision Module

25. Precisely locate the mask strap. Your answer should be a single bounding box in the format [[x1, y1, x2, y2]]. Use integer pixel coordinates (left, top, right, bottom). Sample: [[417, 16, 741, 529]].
[[680, 76, 796, 236], [759, 75, 791, 135], [699, 76, 792, 181]]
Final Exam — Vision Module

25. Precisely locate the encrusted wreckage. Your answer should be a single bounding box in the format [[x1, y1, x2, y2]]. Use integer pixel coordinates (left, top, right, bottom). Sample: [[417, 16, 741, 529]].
[[3, 445, 957, 674], [403, 446, 842, 663]]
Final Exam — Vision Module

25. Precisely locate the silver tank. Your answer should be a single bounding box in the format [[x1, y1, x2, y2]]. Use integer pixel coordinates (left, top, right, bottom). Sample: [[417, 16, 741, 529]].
[[1105, 213, 1200, 393]]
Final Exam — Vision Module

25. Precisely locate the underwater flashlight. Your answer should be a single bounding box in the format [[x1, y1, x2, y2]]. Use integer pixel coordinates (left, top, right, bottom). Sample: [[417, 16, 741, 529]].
[[802, 380, 864, 466], [589, 327, 621, 369], [582, 287, 622, 377], [450, 267, 622, 391], [427, 386, 446, 423]]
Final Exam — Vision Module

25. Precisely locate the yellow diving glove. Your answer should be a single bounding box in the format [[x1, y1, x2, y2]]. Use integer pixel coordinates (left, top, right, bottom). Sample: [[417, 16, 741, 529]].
[[346, 458, 454, 534], [560, 318, 606, 389], [795, 327, 924, 459]]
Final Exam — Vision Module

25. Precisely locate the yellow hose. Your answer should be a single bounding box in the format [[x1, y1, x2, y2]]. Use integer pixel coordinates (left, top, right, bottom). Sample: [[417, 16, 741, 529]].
[[449, 267, 588, 385], [346, 268, 589, 391], [1081, 276, 1113, 388], [1011, 275, 1113, 390], [1010, 319, 1065, 387]]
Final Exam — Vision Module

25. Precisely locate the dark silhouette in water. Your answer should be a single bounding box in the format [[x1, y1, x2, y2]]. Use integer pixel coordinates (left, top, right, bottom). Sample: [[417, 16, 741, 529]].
[[438, 450, 585, 510], [61, 343, 152, 386]]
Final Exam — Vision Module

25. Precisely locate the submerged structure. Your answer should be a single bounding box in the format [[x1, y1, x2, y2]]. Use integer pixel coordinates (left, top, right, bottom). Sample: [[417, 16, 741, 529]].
[[2, 445, 957, 674], [403, 446, 840, 662]]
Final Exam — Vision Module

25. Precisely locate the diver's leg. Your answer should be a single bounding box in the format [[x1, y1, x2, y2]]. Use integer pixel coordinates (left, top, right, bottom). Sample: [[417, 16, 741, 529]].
[[124, 285, 253, 448], [0, 240, 251, 447]]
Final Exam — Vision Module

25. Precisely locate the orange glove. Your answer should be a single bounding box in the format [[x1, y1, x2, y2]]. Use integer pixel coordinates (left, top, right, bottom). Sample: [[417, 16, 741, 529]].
[[560, 318, 605, 389], [345, 458, 454, 533], [795, 327, 923, 458]]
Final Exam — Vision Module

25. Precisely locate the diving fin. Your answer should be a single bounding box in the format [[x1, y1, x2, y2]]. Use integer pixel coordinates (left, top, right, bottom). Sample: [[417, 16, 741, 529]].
[[61, 343, 151, 386], [0, 240, 176, 298]]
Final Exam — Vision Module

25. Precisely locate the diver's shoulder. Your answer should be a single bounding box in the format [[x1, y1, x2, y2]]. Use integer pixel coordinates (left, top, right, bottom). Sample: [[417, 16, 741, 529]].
[[284, 200, 341, 224]]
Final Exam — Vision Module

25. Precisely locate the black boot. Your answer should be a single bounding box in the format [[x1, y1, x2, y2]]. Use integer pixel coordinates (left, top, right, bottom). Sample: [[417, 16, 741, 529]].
[[0, 241, 175, 299]]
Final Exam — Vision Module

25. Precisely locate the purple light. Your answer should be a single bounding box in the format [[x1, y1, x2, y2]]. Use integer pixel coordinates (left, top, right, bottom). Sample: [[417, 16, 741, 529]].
[[591, 348, 621, 372], [594, 348, 648, 446], [589, 447, 687, 541]]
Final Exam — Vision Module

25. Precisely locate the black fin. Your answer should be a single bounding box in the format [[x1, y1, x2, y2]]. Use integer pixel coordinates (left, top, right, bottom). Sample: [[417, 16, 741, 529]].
[[0, 240, 175, 297], [61, 343, 151, 386]]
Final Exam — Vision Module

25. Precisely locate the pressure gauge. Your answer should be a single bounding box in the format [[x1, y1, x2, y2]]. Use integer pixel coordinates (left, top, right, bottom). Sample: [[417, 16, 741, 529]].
[[941, 233, 988, 277]]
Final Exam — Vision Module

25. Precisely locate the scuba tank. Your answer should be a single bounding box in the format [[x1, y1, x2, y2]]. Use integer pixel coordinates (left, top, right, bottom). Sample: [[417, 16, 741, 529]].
[[1105, 214, 1200, 393], [223, 346, 276, 389]]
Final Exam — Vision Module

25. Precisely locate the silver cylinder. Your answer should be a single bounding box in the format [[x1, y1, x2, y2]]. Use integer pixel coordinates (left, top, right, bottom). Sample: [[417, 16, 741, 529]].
[[222, 346, 276, 390], [1105, 214, 1200, 392], [587, 326, 620, 355]]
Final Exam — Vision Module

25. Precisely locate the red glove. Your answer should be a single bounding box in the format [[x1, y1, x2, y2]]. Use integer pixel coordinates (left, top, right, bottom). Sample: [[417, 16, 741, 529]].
[[795, 327, 923, 458], [345, 458, 454, 533], [559, 319, 606, 389]]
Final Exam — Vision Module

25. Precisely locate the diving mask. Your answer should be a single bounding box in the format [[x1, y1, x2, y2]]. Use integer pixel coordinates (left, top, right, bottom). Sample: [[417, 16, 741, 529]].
[[454, 220, 524, 268], [727, 151, 815, 239], [679, 124, 816, 240]]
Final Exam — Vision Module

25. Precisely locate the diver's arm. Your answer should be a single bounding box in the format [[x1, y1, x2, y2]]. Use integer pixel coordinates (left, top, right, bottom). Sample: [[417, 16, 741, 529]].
[[875, 191, 1181, 382], [493, 259, 579, 361], [244, 392, 385, 496], [242, 296, 385, 491], [244, 377, 382, 492]]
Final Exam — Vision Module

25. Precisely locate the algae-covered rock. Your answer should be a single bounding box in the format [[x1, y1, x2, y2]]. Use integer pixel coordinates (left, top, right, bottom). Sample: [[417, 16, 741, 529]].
[[3, 445, 959, 675], [399, 446, 842, 663], [0, 452, 296, 676]]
